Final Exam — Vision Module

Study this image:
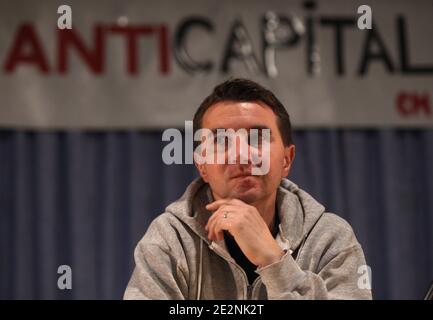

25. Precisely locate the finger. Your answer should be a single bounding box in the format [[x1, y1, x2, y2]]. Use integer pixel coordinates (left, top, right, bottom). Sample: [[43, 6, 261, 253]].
[[205, 204, 235, 231], [205, 208, 219, 233], [206, 213, 220, 241], [206, 198, 247, 211], [207, 206, 236, 240], [213, 215, 230, 241], [206, 208, 225, 240], [205, 199, 233, 211]]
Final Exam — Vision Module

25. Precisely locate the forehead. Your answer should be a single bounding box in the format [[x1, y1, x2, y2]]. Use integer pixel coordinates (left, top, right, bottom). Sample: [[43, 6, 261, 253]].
[[202, 101, 278, 130]]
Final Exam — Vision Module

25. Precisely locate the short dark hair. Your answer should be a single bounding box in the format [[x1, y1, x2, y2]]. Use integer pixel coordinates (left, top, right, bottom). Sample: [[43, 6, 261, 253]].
[[193, 78, 294, 148]]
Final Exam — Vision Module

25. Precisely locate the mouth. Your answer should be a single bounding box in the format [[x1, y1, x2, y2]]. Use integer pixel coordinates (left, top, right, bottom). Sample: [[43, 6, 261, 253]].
[[231, 173, 254, 180]]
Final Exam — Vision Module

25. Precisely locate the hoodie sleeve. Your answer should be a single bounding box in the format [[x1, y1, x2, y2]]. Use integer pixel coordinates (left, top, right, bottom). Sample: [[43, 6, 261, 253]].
[[256, 244, 372, 300], [256, 212, 373, 300], [123, 218, 189, 300]]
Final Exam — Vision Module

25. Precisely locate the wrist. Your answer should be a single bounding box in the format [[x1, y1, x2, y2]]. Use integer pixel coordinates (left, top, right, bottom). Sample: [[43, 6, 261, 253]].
[[258, 248, 284, 268]]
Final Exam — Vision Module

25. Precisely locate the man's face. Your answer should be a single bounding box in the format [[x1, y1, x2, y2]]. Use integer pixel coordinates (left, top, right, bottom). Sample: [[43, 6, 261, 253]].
[[195, 101, 295, 204]]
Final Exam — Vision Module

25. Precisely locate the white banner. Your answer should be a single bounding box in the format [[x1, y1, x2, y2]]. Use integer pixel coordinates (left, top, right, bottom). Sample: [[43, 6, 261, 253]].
[[0, 0, 432, 128]]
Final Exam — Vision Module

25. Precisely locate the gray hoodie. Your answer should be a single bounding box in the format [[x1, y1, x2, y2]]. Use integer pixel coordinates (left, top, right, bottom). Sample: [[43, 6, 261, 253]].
[[124, 178, 372, 300]]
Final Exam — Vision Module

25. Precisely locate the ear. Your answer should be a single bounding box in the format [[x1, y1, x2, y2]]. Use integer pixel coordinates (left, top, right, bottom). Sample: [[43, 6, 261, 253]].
[[282, 144, 295, 178], [194, 154, 209, 182]]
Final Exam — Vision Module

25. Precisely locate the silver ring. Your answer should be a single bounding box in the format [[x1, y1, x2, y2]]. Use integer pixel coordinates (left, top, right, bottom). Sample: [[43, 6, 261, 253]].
[[223, 211, 229, 219]]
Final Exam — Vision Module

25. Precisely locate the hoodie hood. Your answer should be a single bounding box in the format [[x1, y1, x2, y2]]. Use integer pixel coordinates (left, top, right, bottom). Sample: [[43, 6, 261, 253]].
[[165, 177, 325, 253]]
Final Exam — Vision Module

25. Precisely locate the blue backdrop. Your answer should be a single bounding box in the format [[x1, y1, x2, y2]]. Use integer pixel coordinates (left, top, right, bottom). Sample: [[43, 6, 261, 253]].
[[1, 129, 432, 299]]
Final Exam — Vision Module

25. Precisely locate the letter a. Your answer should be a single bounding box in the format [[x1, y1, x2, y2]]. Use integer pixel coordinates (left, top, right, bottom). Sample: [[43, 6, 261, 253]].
[[357, 5, 372, 30], [57, 5, 72, 30]]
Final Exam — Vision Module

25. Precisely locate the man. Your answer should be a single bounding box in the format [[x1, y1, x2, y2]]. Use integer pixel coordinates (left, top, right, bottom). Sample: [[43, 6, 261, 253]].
[[124, 78, 372, 300]]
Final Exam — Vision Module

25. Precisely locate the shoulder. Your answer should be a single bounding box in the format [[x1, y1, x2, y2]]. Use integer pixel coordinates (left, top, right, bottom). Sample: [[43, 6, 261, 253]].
[[310, 212, 361, 255], [136, 212, 198, 258], [140, 212, 187, 244], [319, 212, 356, 234]]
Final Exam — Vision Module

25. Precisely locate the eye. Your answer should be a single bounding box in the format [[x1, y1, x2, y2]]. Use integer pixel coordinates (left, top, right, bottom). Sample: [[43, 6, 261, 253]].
[[214, 134, 229, 153], [215, 135, 227, 146], [248, 134, 262, 148]]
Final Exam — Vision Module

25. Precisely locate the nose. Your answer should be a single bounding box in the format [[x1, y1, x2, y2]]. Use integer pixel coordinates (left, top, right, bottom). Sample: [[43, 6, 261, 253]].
[[227, 134, 251, 165]]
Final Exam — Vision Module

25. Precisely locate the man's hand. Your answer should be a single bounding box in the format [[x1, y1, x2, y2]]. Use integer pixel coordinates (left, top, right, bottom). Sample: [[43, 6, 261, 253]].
[[205, 198, 284, 268]]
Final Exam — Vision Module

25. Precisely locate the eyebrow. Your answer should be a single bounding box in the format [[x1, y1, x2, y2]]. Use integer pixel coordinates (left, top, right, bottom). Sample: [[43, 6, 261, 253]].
[[209, 126, 272, 134]]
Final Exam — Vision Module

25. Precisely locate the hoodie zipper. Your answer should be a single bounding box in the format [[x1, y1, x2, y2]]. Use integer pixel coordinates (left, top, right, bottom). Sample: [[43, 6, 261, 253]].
[[248, 277, 261, 299], [247, 284, 253, 299], [209, 243, 255, 299]]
